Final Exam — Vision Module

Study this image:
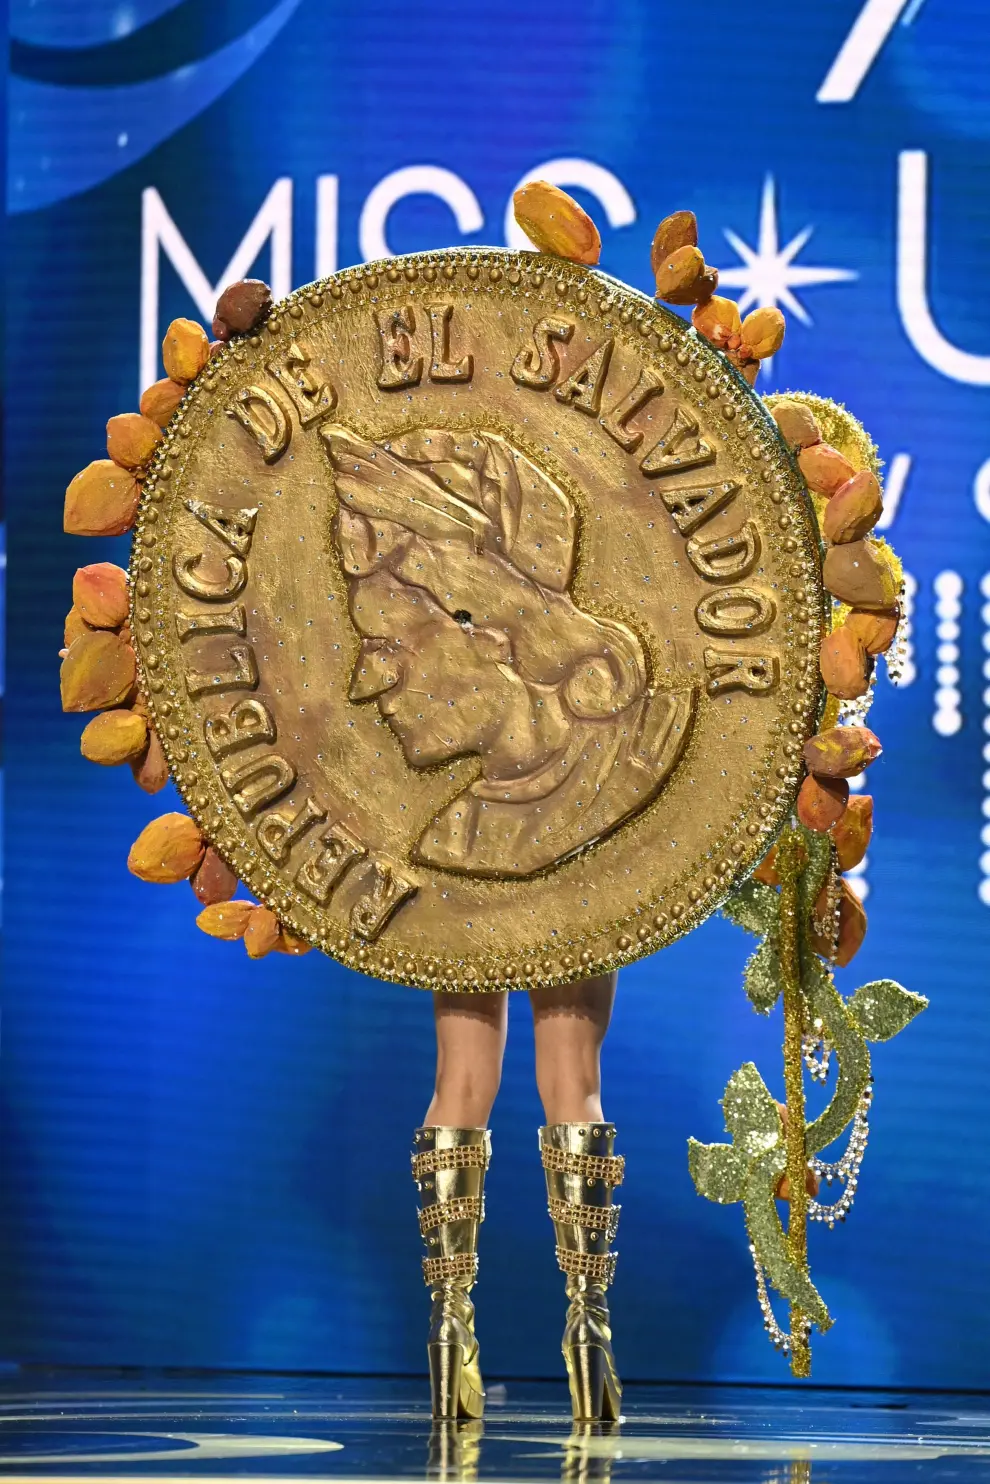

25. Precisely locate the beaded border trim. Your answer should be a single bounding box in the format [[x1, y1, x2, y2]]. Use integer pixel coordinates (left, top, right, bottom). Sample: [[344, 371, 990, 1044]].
[[135, 249, 825, 995], [412, 1145, 490, 1179], [419, 1196, 484, 1233], [423, 1252, 479, 1285], [555, 1247, 618, 1284], [541, 1148, 625, 1185], [547, 1197, 621, 1239]]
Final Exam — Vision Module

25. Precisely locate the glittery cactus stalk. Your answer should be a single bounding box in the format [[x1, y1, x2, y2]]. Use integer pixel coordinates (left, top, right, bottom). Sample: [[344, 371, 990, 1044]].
[[776, 826, 811, 1378]]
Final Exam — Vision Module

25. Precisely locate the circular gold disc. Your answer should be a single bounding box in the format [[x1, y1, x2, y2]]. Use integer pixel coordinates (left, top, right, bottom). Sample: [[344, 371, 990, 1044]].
[[132, 248, 826, 990]]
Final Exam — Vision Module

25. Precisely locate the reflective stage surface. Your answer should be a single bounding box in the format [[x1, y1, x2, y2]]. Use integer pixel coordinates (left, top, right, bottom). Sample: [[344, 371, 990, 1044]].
[[2, 1372, 990, 1482]]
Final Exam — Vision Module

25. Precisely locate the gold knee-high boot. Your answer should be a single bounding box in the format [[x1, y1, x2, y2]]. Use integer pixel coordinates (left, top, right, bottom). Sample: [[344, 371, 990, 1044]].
[[541, 1122, 623, 1422], [412, 1126, 490, 1419]]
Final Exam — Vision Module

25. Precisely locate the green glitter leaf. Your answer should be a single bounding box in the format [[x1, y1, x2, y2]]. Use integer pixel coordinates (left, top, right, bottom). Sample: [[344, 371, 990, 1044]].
[[722, 880, 780, 938], [721, 1063, 782, 1158], [847, 979, 928, 1042], [743, 938, 783, 1015], [687, 1139, 747, 1204], [802, 950, 872, 1157], [744, 1148, 833, 1332]]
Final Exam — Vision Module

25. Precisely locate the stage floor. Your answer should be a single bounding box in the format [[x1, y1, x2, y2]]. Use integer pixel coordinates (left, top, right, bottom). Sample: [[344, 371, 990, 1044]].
[[2, 1371, 989, 1482]]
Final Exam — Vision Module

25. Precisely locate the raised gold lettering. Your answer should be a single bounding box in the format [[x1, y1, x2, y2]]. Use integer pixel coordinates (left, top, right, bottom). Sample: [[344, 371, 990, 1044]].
[[226, 385, 290, 462], [696, 587, 776, 637], [296, 822, 367, 905], [268, 340, 337, 425], [185, 644, 258, 699], [600, 368, 664, 452], [377, 306, 422, 389], [703, 648, 779, 696], [640, 404, 714, 477], [661, 479, 740, 537], [204, 698, 276, 760], [686, 521, 761, 582], [172, 551, 246, 601], [220, 752, 296, 817], [510, 315, 574, 389], [185, 499, 258, 557], [257, 795, 328, 865], [554, 338, 613, 414], [351, 859, 418, 940], [429, 303, 473, 382], [176, 605, 246, 642]]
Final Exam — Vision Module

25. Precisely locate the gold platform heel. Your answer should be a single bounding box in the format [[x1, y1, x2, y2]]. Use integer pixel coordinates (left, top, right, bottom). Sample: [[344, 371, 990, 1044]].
[[541, 1123, 624, 1422], [412, 1126, 490, 1419]]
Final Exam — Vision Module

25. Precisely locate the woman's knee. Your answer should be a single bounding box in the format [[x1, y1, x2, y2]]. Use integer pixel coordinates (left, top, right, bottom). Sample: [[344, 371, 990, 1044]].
[[429, 1059, 501, 1126], [436, 1058, 501, 1105], [534, 1057, 602, 1124], [535, 1058, 599, 1101]]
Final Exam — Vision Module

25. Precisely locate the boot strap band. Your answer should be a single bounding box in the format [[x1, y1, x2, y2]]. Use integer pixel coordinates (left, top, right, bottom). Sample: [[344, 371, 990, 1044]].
[[555, 1246, 618, 1284], [541, 1147, 625, 1185], [422, 1252, 478, 1286], [412, 1145, 489, 1178], [548, 1196, 620, 1239], [419, 1196, 484, 1232]]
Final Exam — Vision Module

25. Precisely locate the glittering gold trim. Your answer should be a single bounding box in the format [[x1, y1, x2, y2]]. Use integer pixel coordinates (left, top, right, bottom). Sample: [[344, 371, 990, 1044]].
[[419, 1196, 483, 1232], [547, 1197, 620, 1238], [541, 1148, 625, 1185], [422, 1252, 478, 1286], [412, 1145, 489, 1179], [133, 248, 827, 992], [555, 1247, 618, 1284]]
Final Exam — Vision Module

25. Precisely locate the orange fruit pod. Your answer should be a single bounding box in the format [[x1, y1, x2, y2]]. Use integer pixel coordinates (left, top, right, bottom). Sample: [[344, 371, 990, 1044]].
[[831, 795, 874, 872], [823, 471, 883, 544], [819, 625, 871, 701], [162, 317, 210, 383], [797, 442, 856, 498], [803, 725, 882, 779], [130, 727, 170, 794], [127, 813, 205, 884], [191, 848, 239, 907], [64, 459, 141, 537], [140, 377, 185, 426], [649, 210, 697, 275], [771, 399, 821, 450], [80, 709, 148, 766], [60, 630, 136, 712], [197, 900, 255, 941], [244, 905, 282, 959], [796, 773, 849, 832], [106, 412, 162, 472], [72, 562, 129, 630], [512, 180, 601, 265]]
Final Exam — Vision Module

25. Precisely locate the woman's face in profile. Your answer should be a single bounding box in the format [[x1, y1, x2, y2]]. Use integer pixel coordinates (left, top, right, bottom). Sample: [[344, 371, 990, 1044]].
[[346, 571, 521, 769]]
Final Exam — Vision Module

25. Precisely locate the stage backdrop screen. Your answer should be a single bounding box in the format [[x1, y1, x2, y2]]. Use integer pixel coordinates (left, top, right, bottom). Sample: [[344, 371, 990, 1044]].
[[4, 0, 989, 1387]]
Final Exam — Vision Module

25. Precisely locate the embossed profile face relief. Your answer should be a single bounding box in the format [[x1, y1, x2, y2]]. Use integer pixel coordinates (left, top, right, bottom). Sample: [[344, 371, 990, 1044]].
[[134, 249, 825, 989], [326, 427, 694, 878]]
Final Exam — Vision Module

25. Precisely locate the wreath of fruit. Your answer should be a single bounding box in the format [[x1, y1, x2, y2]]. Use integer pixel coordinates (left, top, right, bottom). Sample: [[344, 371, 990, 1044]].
[[59, 182, 925, 1374]]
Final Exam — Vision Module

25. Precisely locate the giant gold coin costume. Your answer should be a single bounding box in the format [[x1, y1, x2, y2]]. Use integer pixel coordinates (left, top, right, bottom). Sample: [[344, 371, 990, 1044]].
[[60, 183, 925, 1410]]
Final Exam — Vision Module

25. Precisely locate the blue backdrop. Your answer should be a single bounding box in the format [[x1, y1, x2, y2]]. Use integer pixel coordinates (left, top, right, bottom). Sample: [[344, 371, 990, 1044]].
[[3, 0, 989, 1388]]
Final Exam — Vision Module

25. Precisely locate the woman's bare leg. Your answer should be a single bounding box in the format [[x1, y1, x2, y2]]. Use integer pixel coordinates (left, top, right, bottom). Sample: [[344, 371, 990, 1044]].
[[425, 991, 509, 1127], [530, 972, 617, 1124]]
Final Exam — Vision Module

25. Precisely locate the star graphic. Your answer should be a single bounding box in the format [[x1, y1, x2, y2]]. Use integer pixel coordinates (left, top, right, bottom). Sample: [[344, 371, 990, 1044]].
[[717, 176, 857, 326]]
